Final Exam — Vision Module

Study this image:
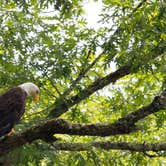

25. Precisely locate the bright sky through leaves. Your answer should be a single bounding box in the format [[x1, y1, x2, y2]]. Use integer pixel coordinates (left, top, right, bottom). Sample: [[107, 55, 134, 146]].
[[83, 0, 103, 29]]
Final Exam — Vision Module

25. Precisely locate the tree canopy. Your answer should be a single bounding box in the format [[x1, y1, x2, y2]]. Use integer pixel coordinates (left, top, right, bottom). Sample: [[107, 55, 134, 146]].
[[0, 0, 166, 165]]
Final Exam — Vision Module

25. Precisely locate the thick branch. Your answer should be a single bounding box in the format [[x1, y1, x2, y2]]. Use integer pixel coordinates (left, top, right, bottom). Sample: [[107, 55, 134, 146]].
[[0, 89, 165, 156], [49, 51, 164, 118], [0, 117, 136, 156], [51, 141, 166, 152], [115, 89, 166, 126], [49, 65, 131, 117]]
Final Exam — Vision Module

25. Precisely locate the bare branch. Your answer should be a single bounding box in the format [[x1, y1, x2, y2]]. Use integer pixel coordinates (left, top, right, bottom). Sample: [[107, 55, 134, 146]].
[[50, 141, 166, 153]]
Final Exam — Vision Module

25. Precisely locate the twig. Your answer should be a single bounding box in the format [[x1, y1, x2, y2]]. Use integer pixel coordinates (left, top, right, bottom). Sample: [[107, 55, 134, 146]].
[[62, 52, 104, 98]]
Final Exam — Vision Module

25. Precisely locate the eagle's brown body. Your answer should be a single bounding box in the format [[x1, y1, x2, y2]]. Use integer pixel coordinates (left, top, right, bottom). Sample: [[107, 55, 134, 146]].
[[0, 87, 27, 136]]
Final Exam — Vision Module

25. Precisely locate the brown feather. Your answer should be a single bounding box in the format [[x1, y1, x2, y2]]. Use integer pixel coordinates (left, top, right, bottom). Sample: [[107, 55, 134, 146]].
[[0, 87, 27, 136]]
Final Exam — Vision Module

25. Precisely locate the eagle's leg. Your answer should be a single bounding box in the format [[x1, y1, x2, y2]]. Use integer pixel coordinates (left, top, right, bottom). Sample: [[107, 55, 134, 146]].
[[7, 128, 15, 136], [0, 129, 15, 143]]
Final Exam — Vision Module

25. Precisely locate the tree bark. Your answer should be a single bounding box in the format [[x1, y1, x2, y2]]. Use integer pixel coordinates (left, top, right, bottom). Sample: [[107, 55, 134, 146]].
[[51, 141, 166, 152], [49, 65, 131, 117]]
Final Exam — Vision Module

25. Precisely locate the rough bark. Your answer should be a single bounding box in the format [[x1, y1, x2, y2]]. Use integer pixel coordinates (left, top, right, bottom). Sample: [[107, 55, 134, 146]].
[[51, 141, 166, 152], [114, 89, 166, 126], [49, 65, 131, 117]]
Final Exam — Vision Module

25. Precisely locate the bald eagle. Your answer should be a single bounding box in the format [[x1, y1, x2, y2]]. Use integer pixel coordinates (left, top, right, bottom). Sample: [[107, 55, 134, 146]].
[[0, 82, 39, 137]]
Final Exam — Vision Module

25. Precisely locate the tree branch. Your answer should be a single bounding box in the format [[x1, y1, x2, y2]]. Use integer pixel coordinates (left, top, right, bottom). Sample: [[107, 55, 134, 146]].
[[49, 65, 131, 117], [56, 0, 148, 101], [50, 141, 166, 153], [49, 46, 164, 118], [0, 89, 165, 156], [62, 52, 104, 98], [132, 0, 147, 13], [114, 89, 166, 126]]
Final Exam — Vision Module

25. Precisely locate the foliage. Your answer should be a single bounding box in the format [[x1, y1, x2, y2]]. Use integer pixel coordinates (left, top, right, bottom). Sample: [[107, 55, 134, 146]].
[[0, 0, 166, 165]]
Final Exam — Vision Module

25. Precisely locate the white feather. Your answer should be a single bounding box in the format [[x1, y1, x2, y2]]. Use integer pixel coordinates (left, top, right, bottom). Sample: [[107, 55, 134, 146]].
[[18, 82, 39, 96]]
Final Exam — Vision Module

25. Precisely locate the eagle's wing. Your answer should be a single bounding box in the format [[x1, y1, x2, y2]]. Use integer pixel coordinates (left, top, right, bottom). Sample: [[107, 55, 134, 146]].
[[0, 87, 26, 136]]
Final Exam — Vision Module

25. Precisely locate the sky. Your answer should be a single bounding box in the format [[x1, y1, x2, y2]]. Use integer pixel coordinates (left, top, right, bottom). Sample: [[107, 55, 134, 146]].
[[83, 0, 103, 29]]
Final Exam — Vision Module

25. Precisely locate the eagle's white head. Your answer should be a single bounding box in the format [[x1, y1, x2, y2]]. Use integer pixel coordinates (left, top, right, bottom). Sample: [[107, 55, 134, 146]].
[[19, 82, 39, 102]]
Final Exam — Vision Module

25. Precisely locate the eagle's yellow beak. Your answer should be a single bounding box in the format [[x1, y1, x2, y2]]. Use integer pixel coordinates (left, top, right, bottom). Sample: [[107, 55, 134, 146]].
[[33, 93, 39, 103]]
